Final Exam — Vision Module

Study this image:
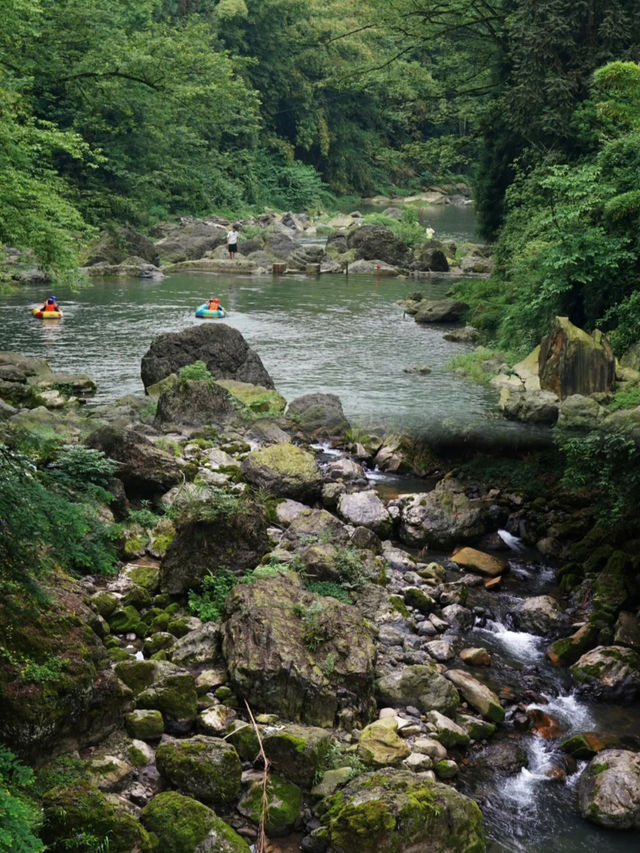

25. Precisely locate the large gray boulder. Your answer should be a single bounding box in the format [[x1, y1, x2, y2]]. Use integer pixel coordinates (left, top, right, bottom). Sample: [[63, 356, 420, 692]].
[[160, 500, 269, 595], [83, 225, 160, 266], [222, 573, 376, 726], [376, 663, 460, 716], [154, 379, 235, 428], [516, 595, 566, 636], [286, 392, 351, 439], [413, 241, 450, 272], [155, 736, 242, 805], [578, 749, 640, 828], [85, 424, 182, 501], [398, 478, 498, 549], [347, 225, 410, 267], [571, 645, 640, 699], [337, 490, 392, 538], [539, 316, 615, 399], [414, 299, 469, 324], [140, 324, 274, 391], [154, 219, 228, 263]]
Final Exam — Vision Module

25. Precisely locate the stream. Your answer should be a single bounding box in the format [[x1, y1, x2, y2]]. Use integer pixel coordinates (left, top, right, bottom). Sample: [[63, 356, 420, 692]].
[[3, 205, 639, 851]]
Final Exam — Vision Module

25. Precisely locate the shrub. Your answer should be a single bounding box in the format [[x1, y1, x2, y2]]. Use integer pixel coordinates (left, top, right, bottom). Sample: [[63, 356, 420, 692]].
[[0, 746, 44, 853], [188, 568, 239, 622], [179, 360, 214, 383]]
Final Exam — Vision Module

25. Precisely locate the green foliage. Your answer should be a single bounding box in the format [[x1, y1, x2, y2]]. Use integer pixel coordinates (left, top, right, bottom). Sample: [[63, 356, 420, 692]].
[[46, 445, 118, 503], [0, 442, 118, 598], [334, 547, 366, 589], [125, 506, 161, 528], [22, 657, 69, 683], [165, 485, 247, 525], [187, 568, 239, 622], [305, 581, 352, 604], [458, 452, 561, 500], [362, 208, 425, 248], [33, 757, 87, 799], [557, 430, 640, 523], [316, 741, 366, 784], [179, 361, 215, 383], [445, 347, 511, 385], [294, 600, 328, 651], [605, 386, 639, 412], [0, 746, 44, 853]]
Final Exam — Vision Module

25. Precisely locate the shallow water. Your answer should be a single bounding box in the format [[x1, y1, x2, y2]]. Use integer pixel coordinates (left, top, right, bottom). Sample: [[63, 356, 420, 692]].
[[1, 269, 537, 443]]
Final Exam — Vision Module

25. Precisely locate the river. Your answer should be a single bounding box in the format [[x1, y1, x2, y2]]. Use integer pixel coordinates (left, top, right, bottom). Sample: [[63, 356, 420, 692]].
[[1, 205, 540, 444]]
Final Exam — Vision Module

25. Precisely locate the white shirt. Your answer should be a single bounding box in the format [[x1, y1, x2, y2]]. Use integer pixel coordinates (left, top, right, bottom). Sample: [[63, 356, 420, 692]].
[[227, 230, 238, 245]]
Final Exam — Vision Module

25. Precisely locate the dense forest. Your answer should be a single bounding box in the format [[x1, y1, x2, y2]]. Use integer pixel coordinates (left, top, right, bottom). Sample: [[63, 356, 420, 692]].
[[2, 0, 639, 354]]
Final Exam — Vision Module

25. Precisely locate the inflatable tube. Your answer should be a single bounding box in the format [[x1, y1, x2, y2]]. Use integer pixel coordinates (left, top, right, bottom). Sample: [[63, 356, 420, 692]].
[[32, 308, 62, 319], [195, 303, 226, 318]]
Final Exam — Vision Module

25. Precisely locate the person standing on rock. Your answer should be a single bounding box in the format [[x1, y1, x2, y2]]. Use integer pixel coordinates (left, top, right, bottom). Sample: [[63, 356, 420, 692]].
[[226, 224, 239, 260]]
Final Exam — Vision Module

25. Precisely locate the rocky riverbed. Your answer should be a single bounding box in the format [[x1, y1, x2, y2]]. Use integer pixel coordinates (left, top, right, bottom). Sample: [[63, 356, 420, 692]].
[[0, 323, 639, 853]]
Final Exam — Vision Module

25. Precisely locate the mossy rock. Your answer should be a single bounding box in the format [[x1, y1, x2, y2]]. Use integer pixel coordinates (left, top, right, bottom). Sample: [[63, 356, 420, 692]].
[[403, 587, 437, 614], [141, 790, 250, 853], [225, 720, 261, 761], [90, 590, 119, 618], [122, 584, 152, 609], [262, 724, 332, 788], [216, 379, 287, 414], [241, 442, 323, 501], [239, 774, 303, 836], [136, 672, 198, 728], [561, 732, 606, 759], [115, 660, 159, 694], [317, 769, 485, 853], [41, 780, 153, 853], [155, 735, 242, 805], [358, 719, 411, 767], [124, 562, 161, 592], [125, 709, 164, 741], [109, 604, 143, 635], [143, 631, 176, 656]]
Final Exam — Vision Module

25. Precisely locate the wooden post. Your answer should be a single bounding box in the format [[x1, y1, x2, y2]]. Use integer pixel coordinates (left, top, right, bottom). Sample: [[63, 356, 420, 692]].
[[272, 263, 285, 275]]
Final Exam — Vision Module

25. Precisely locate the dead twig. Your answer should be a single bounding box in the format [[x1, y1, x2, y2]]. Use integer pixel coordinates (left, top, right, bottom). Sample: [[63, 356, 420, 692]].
[[245, 700, 271, 853]]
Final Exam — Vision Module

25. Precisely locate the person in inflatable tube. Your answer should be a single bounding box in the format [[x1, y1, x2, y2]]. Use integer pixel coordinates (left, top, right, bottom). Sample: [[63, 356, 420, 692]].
[[40, 295, 60, 312], [207, 297, 220, 310]]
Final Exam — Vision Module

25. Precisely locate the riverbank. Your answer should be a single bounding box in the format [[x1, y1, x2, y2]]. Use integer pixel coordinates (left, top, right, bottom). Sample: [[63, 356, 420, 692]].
[[1, 323, 639, 853]]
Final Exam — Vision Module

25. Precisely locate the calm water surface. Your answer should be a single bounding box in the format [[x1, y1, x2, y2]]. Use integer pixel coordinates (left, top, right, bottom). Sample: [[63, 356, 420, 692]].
[[1, 270, 518, 439]]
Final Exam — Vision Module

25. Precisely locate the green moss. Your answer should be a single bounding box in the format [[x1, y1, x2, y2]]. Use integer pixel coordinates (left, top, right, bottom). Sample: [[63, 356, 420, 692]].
[[155, 738, 242, 805], [241, 775, 303, 835], [41, 780, 152, 853], [126, 564, 160, 592], [114, 660, 157, 694], [331, 799, 396, 850], [125, 709, 164, 741], [141, 790, 250, 853]]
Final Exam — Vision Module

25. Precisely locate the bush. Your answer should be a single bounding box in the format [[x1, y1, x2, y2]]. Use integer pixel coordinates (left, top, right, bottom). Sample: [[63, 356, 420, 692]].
[[0, 443, 118, 597], [0, 746, 44, 853], [179, 360, 214, 383], [188, 568, 239, 622]]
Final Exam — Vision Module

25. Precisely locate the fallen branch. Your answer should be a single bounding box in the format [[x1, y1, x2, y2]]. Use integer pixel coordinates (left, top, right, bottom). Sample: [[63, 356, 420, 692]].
[[245, 700, 271, 853]]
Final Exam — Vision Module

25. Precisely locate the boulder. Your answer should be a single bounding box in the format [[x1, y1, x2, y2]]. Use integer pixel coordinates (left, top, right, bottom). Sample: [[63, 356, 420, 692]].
[[414, 299, 469, 324], [0, 578, 130, 759], [443, 669, 505, 722], [337, 490, 392, 537], [155, 735, 242, 805], [265, 229, 298, 259], [571, 645, 640, 699], [216, 379, 287, 415], [399, 479, 497, 549], [347, 224, 410, 267], [241, 442, 323, 501], [41, 781, 153, 853], [557, 394, 604, 430], [140, 324, 274, 391], [449, 547, 507, 577], [83, 224, 160, 266], [262, 723, 332, 787], [412, 242, 450, 272], [141, 791, 251, 853], [376, 664, 460, 716], [154, 219, 228, 263], [221, 574, 376, 726], [286, 392, 351, 439], [578, 749, 640, 828], [283, 507, 350, 547], [358, 718, 411, 766], [499, 387, 559, 424], [317, 769, 484, 853], [539, 316, 616, 399], [238, 774, 303, 836], [159, 500, 269, 595], [516, 595, 566, 636], [154, 378, 235, 428], [85, 424, 182, 501]]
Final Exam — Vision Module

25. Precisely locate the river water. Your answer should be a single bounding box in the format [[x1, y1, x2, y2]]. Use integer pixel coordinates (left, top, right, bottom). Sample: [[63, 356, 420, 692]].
[[0, 204, 539, 444]]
